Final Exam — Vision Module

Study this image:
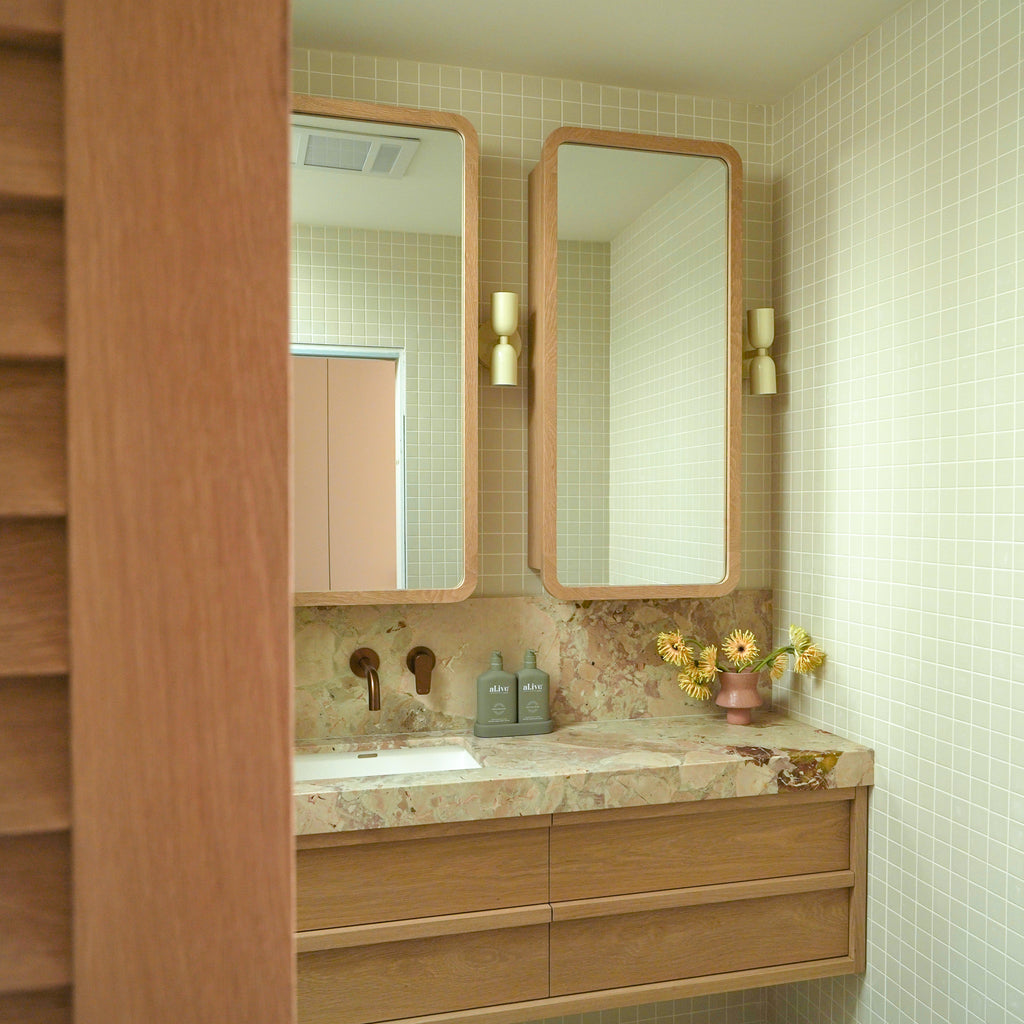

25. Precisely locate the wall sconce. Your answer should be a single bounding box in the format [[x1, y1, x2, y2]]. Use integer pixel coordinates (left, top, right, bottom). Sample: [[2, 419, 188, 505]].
[[479, 292, 521, 386], [747, 307, 777, 395]]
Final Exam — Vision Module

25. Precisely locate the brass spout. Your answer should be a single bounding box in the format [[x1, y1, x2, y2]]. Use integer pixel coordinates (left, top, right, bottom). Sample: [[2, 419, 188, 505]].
[[350, 648, 382, 711]]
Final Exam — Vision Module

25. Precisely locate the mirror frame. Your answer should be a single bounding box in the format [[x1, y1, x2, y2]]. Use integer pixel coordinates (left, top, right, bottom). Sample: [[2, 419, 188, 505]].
[[291, 95, 478, 605], [527, 126, 742, 599]]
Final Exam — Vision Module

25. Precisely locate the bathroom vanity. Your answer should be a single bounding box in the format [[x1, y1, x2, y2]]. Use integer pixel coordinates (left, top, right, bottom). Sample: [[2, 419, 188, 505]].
[[294, 716, 872, 1024]]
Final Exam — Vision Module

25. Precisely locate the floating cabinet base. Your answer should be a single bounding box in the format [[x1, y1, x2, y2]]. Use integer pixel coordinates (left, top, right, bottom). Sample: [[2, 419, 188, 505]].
[[295, 788, 868, 1024]]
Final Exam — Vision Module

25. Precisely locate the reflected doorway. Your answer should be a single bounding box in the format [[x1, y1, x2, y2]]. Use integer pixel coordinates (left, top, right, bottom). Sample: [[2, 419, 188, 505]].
[[291, 346, 406, 591]]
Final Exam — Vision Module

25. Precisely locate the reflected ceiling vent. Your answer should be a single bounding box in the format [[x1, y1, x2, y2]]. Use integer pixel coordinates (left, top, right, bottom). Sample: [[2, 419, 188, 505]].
[[291, 124, 420, 178]]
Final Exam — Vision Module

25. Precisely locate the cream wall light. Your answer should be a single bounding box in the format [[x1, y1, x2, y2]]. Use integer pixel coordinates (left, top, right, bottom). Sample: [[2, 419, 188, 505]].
[[747, 307, 777, 395], [479, 291, 521, 386]]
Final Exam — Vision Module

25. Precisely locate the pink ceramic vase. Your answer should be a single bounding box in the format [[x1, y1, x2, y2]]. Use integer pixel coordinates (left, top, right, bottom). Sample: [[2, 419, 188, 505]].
[[715, 671, 763, 725]]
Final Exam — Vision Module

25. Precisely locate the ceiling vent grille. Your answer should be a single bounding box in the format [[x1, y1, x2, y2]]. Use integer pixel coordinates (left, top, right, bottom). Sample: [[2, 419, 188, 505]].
[[292, 124, 419, 178]]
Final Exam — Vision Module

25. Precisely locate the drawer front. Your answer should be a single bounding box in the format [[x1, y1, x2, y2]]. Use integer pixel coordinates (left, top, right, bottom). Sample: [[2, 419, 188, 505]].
[[550, 798, 850, 901], [298, 923, 549, 1024], [297, 826, 549, 930], [550, 888, 850, 995]]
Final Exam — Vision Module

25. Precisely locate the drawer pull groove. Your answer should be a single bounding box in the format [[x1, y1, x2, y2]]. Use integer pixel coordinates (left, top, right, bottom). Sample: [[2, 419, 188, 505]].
[[551, 869, 856, 921], [298, 904, 552, 952]]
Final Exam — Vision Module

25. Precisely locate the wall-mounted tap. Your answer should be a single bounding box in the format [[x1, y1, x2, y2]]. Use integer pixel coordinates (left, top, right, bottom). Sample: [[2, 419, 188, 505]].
[[350, 648, 381, 710], [405, 646, 436, 694]]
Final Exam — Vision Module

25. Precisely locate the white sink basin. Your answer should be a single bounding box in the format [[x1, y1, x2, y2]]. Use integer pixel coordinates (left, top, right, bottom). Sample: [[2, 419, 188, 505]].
[[294, 744, 481, 782]]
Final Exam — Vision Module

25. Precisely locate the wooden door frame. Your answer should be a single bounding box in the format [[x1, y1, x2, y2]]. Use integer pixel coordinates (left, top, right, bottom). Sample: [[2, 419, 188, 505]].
[[65, 1, 294, 1020]]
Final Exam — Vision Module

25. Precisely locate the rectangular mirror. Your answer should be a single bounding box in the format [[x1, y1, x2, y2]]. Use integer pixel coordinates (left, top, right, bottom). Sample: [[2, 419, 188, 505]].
[[528, 127, 741, 599], [291, 96, 478, 604]]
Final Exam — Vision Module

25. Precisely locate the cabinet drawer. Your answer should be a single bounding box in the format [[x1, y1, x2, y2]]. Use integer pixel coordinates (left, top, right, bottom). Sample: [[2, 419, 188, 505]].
[[550, 794, 851, 901], [297, 820, 549, 930], [550, 888, 849, 995], [298, 922, 549, 1024]]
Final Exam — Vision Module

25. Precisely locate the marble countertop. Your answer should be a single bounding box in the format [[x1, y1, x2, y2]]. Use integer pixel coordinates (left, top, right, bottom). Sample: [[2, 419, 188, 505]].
[[294, 713, 874, 835]]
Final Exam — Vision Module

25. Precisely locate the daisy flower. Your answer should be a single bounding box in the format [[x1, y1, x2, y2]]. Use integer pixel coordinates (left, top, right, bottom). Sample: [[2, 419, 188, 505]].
[[678, 673, 713, 701], [695, 644, 718, 683], [788, 624, 812, 654], [656, 631, 690, 667], [723, 629, 758, 669], [795, 642, 825, 673]]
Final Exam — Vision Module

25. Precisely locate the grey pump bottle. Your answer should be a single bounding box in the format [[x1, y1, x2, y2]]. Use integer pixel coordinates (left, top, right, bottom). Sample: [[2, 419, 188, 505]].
[[476, 652, 517, 726], [516, 649, 549, 724]]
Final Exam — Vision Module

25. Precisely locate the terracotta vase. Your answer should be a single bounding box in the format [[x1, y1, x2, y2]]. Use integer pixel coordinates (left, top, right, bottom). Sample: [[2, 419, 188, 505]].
[[715, 671, 763, 725]]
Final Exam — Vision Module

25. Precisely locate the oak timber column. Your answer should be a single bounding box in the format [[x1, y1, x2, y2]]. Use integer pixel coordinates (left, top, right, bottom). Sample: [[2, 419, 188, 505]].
[[65, 1, 294, 1022]]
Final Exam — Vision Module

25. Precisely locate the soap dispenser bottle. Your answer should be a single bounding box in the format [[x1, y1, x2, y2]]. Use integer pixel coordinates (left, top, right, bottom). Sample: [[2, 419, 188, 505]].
[[475, 652, 517, 728], [516, 649, 550, 724]]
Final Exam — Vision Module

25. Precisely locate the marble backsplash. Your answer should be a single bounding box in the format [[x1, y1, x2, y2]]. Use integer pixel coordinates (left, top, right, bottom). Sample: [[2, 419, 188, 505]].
[[295, 589, 771, 739]]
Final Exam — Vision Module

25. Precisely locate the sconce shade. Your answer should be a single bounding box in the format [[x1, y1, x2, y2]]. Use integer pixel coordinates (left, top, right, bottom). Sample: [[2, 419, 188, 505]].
[[491, 291, 519, 337], [747, 307, 774, 348], [749, 352, 776, 395], [490, 336, 518, 386]]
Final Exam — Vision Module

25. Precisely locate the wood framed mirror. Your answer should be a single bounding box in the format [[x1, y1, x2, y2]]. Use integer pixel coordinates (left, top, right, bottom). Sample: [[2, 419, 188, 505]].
[[528, 127, 742, 600], [291, 96, 478, 605]]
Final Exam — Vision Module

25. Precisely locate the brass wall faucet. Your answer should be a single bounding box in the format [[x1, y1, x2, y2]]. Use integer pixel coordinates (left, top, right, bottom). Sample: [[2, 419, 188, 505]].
[[350, 648, 381, 710]]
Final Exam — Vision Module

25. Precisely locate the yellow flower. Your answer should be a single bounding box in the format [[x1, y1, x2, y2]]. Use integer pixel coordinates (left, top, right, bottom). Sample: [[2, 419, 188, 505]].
[[656, 631, 689, 667], [678, 673, 713, 701], [723, 629, 758, 668], [768, 651, 789, 681], [695, 644, 718, 683], [795, 642, 825, 673], [788, 624, 811, 654]]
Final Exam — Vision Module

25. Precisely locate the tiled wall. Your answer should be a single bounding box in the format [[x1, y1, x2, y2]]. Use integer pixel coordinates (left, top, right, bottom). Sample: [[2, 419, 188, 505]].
[[291, 49, 775, 596], [291, 224, 464, 588], [609, 161, 729, 584], [557, 240, 610, 586], [768, 0, 1023, 1021]]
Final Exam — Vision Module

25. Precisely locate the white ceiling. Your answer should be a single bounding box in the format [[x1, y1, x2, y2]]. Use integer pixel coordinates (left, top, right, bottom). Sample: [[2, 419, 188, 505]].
[[291, 113, 464, 234], [558, 145, 708, 241], [293, 0, 909, 104]]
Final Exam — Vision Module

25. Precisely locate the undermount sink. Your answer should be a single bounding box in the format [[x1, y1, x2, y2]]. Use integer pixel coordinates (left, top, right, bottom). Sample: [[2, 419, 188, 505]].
[[294, 744, 481, 782]]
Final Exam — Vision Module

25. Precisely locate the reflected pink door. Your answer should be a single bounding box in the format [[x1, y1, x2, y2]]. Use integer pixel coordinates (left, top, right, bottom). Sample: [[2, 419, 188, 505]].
[[292, 354, 398, 591]]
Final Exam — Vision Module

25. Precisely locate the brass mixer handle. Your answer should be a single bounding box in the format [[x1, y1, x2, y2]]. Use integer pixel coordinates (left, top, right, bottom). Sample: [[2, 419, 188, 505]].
[[406, 646, 436, 694]]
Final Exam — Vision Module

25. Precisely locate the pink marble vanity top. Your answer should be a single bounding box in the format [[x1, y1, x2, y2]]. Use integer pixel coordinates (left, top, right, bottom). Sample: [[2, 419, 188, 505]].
[[294, 713, 874, 835]]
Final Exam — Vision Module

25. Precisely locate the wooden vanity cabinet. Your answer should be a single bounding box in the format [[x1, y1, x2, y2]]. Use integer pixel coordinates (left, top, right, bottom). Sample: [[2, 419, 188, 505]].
[[296, 788, 868, 1024]]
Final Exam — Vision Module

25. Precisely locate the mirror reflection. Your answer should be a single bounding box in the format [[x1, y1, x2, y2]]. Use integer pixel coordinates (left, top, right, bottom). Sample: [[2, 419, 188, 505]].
[[540, 136, 739, 593], [290, 111, 466, 594]]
